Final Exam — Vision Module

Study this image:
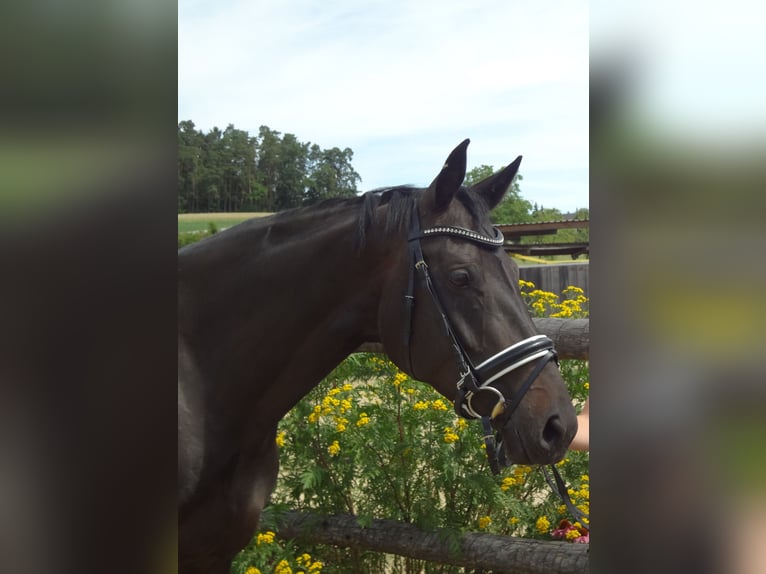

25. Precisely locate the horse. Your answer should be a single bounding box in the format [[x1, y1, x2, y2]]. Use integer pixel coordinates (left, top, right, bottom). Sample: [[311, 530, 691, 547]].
[[178, 139, 578, 573]]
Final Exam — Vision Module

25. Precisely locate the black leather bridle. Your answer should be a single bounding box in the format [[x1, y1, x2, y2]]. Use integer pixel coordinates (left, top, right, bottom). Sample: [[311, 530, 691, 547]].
[[402, 204, 558, 468], [402, 204, 589, 530]]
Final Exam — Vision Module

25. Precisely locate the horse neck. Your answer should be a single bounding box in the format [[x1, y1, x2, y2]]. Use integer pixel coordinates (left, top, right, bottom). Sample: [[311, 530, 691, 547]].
[[179, 204, 400, 428]]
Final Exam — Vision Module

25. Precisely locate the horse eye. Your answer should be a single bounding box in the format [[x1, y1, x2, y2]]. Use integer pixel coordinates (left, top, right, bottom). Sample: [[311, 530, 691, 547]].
[[449, 269, 471, 287]]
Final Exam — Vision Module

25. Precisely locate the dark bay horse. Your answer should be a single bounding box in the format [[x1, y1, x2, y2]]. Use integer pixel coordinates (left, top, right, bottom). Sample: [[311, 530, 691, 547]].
[[178, 139, 578, 573]]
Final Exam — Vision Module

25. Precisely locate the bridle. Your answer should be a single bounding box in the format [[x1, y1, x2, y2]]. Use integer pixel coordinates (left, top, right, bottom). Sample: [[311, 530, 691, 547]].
[[402, 203, 557, 471], [401, 203, 589, 530]]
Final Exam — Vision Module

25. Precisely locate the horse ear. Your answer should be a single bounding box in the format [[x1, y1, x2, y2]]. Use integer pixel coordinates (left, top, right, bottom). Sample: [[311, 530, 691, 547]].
[[423, 139, 470, 213], [472, 155, 522, 210]]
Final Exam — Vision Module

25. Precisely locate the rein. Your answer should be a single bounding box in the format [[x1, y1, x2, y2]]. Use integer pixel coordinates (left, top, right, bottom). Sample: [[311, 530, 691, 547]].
[[402, 204, 589, 530]]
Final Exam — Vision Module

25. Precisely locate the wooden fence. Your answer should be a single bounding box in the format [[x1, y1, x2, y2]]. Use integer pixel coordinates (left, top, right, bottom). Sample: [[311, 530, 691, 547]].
[[277, 511, 589, 574], [519, 263, 589, 298], [358, 317, 589, 360]]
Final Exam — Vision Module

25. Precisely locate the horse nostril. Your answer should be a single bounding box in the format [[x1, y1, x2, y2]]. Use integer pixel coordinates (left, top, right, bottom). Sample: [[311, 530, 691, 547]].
[[542, 415, 565, 447]]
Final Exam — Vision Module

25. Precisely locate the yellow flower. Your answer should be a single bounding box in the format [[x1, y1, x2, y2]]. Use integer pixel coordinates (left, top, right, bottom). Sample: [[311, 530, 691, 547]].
[[356, 413, 370, 427], [443, 432, 459, 444], [455, 418, 468, 431], [535, 516, 551, 534], [328, 440, 340, 457], [296, 553, 312, 566], [321, 396, 339, 413], [275, 431, 286, 448], [342, 383, 353, 391], [443, 426, 459, 443], [245, 567, 261, 574], [500, 476, 517, 491], [431, 399, 449, 411], [508, 516, 519, 525], [580, 474, 589, 482], [565, 528, 582, 540], [308, 411, 320, 423], [339, 399, 352, 414], [308, 561, 323, 573], [393, 372, 408, 386], [327, 388, 341, 397], [275, 559, 292, 574], [478, 516, 491, 529], [583, 382, 590, 390], [333, 416, 348, 432], [413, 400, 429, 411], [255, 531, 275, 545]]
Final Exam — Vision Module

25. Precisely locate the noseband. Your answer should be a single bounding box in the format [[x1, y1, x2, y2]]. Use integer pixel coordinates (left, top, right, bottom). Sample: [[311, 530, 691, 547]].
[[402, 205, 558, 474]]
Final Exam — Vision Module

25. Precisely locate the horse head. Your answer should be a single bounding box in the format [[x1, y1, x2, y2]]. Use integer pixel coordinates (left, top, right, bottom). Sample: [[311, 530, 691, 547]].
[[378, 139, 577, 466]]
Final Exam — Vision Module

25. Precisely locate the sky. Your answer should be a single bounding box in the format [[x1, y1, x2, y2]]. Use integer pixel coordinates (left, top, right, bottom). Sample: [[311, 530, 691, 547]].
[[179, 0, 589, 212]]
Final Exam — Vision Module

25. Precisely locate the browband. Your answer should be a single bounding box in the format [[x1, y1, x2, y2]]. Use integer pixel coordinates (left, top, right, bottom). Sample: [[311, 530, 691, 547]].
[[409, 225, 505, 248]]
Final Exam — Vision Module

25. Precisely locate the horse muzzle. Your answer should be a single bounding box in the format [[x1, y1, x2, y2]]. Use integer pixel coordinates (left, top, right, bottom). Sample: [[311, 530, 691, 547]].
[[493, 409, 576, 466], [453, 334, 578, 470]]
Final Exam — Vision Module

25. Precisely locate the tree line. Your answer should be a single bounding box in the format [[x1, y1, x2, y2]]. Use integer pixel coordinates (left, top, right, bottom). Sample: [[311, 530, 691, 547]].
[[177, 120, 588, 242], [465, 166, 589, 243], [178, 121, 361, 213]]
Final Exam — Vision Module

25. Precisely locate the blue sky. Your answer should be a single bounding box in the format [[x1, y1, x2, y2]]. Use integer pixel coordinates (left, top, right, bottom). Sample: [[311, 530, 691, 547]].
[[179, 0, 589, 212]]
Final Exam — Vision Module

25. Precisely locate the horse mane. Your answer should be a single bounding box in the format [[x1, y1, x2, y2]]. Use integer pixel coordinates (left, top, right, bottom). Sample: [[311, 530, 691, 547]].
[[358, 186, 419, 249], [237, 184, 489, 253], [260, 187, 421, 251], [357, 185, 489, 251]]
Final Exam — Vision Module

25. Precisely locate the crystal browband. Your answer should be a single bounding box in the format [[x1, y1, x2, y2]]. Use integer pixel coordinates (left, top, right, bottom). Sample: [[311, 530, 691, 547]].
[[411, 226, 505, 247]]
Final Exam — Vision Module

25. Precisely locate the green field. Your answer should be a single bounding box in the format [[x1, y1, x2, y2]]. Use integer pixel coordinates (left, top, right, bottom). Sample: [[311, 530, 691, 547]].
[[178, 212, 271, 233]]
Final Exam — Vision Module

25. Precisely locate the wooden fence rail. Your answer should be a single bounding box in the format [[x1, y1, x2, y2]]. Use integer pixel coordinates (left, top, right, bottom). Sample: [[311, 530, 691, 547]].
[[356, 318, 589, 360], [277, 511, 589, 574]]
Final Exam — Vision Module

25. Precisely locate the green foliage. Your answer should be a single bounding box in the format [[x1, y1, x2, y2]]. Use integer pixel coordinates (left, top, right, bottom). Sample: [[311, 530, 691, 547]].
[[463, 165, 495, 185], [522, 206, 590, 246], [234, 283, 590, 573], [231, 527, 324, 574], [465, 164, 532, 224], [464, 164, 589, 232], [178, 121, 361, 214], [178, 231, 211, 248]]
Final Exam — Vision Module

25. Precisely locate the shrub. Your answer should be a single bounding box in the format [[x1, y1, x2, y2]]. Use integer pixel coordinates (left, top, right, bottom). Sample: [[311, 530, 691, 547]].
[[232, 283, 589, 573]]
